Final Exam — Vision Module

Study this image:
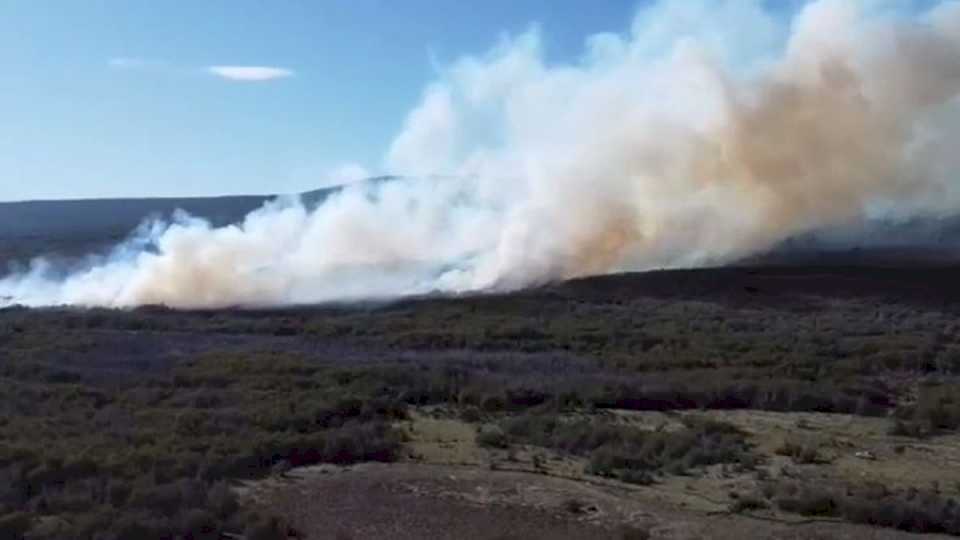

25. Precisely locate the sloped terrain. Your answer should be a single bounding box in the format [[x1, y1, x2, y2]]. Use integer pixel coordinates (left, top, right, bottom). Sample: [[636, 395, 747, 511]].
[[1, 264, 960, 537], [0, 183, 375, 270], [2, 176, 960, 274]]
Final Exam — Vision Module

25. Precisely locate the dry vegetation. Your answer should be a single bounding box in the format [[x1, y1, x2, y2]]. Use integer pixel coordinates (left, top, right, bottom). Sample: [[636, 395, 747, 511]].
[[1, 265, 960, 538]]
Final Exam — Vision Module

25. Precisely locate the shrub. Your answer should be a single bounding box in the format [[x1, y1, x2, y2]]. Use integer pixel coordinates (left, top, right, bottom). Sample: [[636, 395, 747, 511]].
[[730, 494, 768, 513], [102, 514, 174, 540], [205, 481, 238, 520], [775, 486, 837, 516], [459, 406, 484, 423], [476, 427, 509, 449], [619, 469, 655, 486], [891, 383, 960, 437], [243, 514, 289, 540], [774, 438, 825, 464], [500, 413, 751, 479], [768, 481, 960, 535]]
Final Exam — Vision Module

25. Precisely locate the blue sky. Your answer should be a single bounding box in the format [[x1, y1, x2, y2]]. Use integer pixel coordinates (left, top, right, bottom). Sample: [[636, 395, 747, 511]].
[[0, 0, 643, 201]]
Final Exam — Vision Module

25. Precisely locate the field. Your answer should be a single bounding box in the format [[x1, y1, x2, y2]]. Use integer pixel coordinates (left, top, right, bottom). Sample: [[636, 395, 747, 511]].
[[1, 264, 960, 539]]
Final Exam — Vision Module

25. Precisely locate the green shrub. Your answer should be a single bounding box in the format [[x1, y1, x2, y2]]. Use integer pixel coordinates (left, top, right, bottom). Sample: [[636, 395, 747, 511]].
[[499, 413, 751, 479]]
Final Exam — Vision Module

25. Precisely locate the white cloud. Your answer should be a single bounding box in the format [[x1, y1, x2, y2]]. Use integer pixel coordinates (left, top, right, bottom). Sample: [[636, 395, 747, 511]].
[[108, 57, 148, 69], [207, 66, 294, 82], [107, 60, 293, 82]]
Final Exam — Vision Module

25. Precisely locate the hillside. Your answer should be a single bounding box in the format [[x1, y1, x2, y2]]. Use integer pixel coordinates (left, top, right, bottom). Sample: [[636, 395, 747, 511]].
[[4, 179, 960, 275], [1, 183, 960, 537], [1, 263, 959, 538], [0, 179, 411, 270], [0, 186, 357, 269]]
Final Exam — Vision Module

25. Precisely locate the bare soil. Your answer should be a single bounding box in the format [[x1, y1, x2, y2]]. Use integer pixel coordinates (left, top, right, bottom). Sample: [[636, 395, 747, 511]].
[[238, 408, 959, 539]]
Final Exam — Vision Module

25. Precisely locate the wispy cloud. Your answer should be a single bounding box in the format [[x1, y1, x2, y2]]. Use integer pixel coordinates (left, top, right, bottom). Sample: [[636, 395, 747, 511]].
[[108, 57, 149, 69], [108, 59, 294, 82], [207, 66, 294, 82]]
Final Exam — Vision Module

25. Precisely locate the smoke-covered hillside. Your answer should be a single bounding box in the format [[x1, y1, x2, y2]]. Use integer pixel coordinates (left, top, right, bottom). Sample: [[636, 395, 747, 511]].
[[0, 195, 266, 266], [7, 1, 960, 308], [3, 174, 960, 307], [0, 183, 381, 271], [3, 177, 960, 289]]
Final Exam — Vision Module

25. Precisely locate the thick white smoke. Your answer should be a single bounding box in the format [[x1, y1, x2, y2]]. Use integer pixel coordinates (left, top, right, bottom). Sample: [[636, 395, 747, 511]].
[[5, 0, 960, 308]]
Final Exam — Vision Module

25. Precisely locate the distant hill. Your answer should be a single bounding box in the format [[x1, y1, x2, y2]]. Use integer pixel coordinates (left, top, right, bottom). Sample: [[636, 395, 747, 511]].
[[0, 178, 399, 269], [0, 194, 259, 268], [741, 214, 960, 267], [2, 175, 959, 272], [0, 194, 269, 239]]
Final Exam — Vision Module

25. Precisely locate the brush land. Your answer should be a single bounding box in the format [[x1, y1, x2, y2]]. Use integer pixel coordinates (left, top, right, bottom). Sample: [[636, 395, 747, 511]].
[[1, 262, 960, 539]]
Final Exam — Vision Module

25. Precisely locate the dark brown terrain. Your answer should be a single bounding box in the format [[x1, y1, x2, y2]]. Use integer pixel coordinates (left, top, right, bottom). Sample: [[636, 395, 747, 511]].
[[1, 260, 960, 538]]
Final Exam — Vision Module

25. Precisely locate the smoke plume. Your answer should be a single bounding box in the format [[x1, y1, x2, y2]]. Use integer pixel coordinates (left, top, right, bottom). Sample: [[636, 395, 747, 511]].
[[5, 0, 960, 308]]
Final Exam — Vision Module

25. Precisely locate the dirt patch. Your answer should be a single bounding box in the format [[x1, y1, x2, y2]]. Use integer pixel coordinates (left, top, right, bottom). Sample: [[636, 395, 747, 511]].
[[239, 409, 958, 539], [239, 462, 949, 540], [239, 463, 621, 540]]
